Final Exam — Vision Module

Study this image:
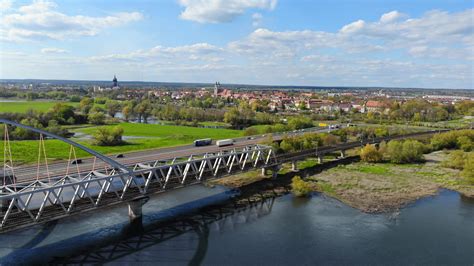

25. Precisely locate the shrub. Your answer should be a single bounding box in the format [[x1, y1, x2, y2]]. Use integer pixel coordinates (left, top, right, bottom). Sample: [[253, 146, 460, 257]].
[[442, 150, 467, 170], [461, 153, 474, 183], [387, 139, 425, 163], [291, 176, 312, 197], [93, 126, 124, 146], [401, 140, 425, 163], [88, 111, 106, 125], [387, 140, 404, 163], [360, 144, 383, 163], [457, 136, 473, 152], [430, 130, 474, 150]]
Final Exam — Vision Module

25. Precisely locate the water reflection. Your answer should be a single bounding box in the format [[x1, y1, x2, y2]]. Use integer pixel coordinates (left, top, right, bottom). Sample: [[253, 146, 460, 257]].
[[53, 197, 276, 264]]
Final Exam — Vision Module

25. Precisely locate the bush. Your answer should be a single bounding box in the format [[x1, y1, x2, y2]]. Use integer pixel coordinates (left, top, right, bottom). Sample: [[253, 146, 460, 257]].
[[430, 130, 474, 150], [387, 139, 425, 163], [401, 140, 425, 163], [291, 176, 312, 197], [457, 136, 473, 152], [442, 150, 467, 170], [360, 144, 383, 163], [93, 126, 124, 146], [88, 111, 106, 125], [461, 153, 474, 183]]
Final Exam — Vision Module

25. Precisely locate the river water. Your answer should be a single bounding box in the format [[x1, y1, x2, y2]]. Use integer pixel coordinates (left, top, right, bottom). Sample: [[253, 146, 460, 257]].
[[103, 189, 474, 265], [1, 189, 473, 265]]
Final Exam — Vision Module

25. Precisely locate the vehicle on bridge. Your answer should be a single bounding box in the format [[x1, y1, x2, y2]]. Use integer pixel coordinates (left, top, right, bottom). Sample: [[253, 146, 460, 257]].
[[194, 138, 212, 146], [216, 139, 233, 147]]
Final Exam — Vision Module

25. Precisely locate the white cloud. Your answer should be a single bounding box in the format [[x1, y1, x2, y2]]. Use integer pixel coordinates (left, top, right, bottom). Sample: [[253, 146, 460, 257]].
[[340, 19, 365, 34], [87, 43, 224, 62], [178, 0, 277, 23], [41, 47, 68, 54], [0, 0, 143, 41], [380, 10, 405, 23], [0, 0, 12, 11]]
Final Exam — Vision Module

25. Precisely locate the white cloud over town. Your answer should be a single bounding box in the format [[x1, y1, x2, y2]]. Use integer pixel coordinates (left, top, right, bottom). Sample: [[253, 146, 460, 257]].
[[178, 0, 277, 23], [0, 0, 143, 41]]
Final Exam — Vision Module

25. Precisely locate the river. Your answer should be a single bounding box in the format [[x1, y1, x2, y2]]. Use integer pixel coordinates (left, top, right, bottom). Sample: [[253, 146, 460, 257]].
[[55, 189, 474, 265]]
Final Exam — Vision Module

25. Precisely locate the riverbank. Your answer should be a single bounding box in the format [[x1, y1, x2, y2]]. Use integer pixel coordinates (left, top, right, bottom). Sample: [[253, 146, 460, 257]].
[[212, 150, 474, 213]]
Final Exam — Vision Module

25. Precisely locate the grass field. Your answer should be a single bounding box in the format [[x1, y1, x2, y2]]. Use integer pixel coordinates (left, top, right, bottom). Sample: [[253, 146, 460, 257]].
[[0, 123, 243, 164], [0, 101, 80, 113], [75, 122, 241, 139]]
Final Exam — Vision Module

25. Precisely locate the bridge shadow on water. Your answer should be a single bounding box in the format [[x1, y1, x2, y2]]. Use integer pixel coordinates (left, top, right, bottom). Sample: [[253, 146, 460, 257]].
[[51, 195, 276, 265]]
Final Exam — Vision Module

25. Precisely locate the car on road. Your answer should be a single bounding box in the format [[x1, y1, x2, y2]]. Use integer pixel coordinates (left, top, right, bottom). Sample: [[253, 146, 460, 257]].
[[70, 159, 82, 165], [216, 139, 234, 147], [194, 138, 212, 146]]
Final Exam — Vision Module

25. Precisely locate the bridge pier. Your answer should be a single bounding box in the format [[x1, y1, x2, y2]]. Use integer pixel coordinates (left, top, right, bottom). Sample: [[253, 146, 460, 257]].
[[339, 150, 346, 159], [262, 165, 281, 179], [128, 196, 150, 224], [1, 173, 16, 214], [291, 161, 298, 171], [317, 156, 323, 164]]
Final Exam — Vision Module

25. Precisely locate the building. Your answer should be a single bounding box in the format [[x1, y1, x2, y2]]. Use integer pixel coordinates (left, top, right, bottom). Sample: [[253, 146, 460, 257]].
[[214, 82, 221, 97], [112, 75, 119, 89]]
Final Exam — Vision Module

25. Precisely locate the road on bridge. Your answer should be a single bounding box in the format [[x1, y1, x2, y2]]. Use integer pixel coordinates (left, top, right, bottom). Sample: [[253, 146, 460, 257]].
[[11, 127, 335, 182]]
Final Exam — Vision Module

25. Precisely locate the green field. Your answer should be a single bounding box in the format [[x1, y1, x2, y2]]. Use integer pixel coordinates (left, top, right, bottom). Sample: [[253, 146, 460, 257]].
[[0, 101, 81, 113], [0, 123, 243, 164], [75, 122, 241, 139]]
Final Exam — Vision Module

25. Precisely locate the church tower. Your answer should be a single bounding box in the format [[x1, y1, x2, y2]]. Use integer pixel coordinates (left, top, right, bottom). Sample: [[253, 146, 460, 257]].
[[214, 81, 220, 97], [113, 75, 118, 88]]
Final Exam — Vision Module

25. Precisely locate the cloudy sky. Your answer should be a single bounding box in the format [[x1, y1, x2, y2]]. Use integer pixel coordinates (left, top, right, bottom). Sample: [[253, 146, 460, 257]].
[[0, 0, 472, 89]]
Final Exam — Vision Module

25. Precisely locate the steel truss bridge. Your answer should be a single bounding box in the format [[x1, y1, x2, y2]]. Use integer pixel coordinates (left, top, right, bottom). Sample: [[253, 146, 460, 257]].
[[0, 119, 276, 232], [0, 118, 447, 232]]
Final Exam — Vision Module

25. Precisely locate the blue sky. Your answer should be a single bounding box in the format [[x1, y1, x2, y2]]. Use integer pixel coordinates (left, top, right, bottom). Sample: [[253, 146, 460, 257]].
[[0, 0, 472, 89]]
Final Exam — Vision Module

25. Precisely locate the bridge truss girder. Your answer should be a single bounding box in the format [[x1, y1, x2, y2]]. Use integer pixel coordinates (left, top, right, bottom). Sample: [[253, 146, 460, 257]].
[[0, 144, 276, 232]]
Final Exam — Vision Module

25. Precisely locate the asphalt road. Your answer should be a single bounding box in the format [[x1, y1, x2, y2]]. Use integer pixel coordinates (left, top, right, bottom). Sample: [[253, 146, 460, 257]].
[[11, 126, 334, 183]]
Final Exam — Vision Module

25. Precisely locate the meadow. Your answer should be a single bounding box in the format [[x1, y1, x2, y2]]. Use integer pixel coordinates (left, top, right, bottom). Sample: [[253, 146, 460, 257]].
[[0, 123, 243, 164], [0, 101, 80, 113]]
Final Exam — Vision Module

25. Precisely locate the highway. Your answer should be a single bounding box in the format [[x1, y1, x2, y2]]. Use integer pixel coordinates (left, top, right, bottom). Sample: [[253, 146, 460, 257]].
[[11, 126, 334, 183]]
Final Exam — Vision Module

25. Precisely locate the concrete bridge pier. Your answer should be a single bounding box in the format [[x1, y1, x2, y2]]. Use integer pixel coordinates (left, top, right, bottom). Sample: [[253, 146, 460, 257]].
[[291, 161, 298, 171], [317, 156, 323, 164], [1, 173, 16, 214], [339, 150, 346, 159], [262, 165, 281, 179], [128, 196, 150, 224]]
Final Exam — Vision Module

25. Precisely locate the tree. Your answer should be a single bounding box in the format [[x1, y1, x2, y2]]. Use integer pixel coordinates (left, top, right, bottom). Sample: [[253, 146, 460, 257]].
[[288, 116, 313, 130], [93, 126, 124, 146], [122, 104, 133, 122], [360, 144, 383, 163], [401, 140, 425, 163], [88, 111, 106, 125], [387, 140, 404, 163], [291, 176, 312, 197], [105, 101, 122, 118], [79, 97, 94, 114], [244, 127, 259, 136], [13, 118, 42, 140]]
